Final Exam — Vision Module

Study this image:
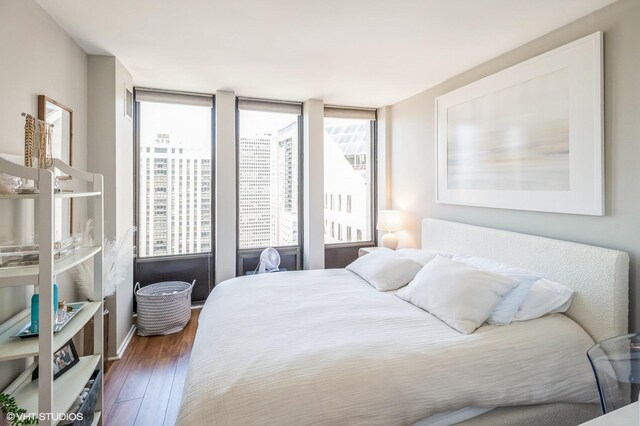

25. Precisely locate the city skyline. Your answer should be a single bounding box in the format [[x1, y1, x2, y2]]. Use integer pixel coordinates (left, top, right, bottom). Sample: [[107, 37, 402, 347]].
[[138, 102, 212, 257], [139, 104, 372, 257]]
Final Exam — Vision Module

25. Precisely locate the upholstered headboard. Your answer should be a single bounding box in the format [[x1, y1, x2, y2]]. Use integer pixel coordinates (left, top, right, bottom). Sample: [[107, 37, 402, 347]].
[[421, 219, 629, 343]]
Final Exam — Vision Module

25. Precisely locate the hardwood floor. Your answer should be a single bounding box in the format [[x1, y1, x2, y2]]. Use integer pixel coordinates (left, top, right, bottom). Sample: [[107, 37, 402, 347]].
[[104, 309, 200, 426]]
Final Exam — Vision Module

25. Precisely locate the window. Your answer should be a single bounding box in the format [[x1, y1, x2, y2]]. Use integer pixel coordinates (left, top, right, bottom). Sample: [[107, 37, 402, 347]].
[[237, 99, 302, 250], [323, 107, 376, 244], [136, 90, 213, 257]]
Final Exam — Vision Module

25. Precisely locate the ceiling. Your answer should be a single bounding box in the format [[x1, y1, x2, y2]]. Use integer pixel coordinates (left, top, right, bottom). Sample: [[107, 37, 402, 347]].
[[36, 0, 616, 107]]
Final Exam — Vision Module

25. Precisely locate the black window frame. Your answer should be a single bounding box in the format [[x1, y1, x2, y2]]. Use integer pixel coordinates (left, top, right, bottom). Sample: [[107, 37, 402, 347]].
[[133, 88, 216, 302], [323, 111, 378, 250], [235, 98, 304, 276]]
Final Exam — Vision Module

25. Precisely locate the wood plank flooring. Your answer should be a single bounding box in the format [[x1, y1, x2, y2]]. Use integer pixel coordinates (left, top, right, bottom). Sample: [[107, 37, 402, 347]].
[[104, 309, 200, 426]]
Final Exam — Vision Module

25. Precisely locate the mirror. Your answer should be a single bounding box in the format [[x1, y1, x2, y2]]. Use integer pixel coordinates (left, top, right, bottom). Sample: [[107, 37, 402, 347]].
[[38, 95, 73, 235], [38, 95, 72, 169]]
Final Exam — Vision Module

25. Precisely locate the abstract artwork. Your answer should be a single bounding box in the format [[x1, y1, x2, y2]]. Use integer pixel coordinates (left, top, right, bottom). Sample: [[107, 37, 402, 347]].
[[436, 32, 603, 215]]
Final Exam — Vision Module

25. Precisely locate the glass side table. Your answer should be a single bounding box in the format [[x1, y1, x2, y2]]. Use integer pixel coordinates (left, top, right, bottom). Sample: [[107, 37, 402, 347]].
[[587, 333, 640, 414]]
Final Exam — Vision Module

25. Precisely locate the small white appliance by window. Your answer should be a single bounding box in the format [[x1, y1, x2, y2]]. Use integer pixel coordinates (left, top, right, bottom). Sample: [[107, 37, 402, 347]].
[[257, 247, 281, 273]]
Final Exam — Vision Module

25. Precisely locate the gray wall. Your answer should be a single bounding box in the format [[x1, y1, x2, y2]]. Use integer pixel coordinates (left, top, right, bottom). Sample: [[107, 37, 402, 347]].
[[87, 56, 134, 358], [0, 0, 88, 388], [389, 0, 640, 331]]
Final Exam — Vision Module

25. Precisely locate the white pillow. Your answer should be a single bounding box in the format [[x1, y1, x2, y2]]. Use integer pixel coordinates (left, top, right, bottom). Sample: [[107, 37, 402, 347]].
[[452, 254, 543, 325], [396, 248, 452, 265], [346, 250, 423, 291], [396, 256, 519, 334], [514, 278, 574, 321]]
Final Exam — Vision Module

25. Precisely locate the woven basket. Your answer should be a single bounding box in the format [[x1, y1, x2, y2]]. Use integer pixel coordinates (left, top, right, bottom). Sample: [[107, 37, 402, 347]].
[[135, 280, 194, 336]]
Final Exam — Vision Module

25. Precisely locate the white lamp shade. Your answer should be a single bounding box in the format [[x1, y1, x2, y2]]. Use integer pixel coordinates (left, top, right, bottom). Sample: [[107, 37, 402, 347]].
[[377, 210, 403, 232]]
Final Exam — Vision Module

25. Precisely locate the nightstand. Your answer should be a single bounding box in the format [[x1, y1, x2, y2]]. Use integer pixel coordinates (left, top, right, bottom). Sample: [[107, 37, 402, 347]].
[[358, 247, 384, 257]]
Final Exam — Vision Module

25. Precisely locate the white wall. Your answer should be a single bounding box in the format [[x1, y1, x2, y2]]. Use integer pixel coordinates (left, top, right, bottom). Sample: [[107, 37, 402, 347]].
[[376, 106, 392, 243], [0, 0, 88, 388], [214, 91, 237, 284], [303, 99, 325, 269], [87, 56, 134, 357], [114, 59, 135, 358], [389, 0, 640, 330]]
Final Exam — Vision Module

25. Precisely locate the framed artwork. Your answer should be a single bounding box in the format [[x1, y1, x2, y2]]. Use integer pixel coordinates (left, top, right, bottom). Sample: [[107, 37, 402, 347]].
[[436, 32, 603, 216]]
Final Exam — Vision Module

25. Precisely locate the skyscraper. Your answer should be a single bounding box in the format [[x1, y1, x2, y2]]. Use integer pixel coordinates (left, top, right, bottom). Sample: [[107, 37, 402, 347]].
[[238, 120, 299, 250], [272, 122, 298, 247], [323, 119, 371, 244], [238, 133, 274, 249], [138, 133, 211, 257]]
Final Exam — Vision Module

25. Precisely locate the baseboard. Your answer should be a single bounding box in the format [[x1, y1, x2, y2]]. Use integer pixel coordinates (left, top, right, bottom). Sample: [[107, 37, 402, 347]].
[[107, 324, 136, 361]]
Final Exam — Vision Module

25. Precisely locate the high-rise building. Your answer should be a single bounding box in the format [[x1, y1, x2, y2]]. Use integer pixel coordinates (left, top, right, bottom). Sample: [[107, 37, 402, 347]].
[[238, 120, 299, 250], [324, 119, 371, 244], [272, 122, 298, 247], [138, 133, 211, 257], [238, 133, 274, 249]]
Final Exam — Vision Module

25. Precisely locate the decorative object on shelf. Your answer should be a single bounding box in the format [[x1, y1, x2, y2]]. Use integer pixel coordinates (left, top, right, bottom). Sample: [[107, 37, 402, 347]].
[[23, 114, 35, 168], [0, 393, 36, 426], [29, 294, 39, 335], [0, 173, 22, 195], [377, 210, 403, 250], [0, 238, 79, 269], [53, 283, 59, 317], [436, 32, 603, 216], [32, 340, 79, 381], [52, 340, 79, 380], [56, 301, 66, 324], [22, 113, 53, 170], [14, 302, 88, 338], [70, 221, 135, 301]]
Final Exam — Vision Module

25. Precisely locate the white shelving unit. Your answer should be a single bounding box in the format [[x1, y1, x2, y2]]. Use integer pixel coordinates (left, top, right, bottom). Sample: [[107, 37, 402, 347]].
[[0, 157, 104, 426]]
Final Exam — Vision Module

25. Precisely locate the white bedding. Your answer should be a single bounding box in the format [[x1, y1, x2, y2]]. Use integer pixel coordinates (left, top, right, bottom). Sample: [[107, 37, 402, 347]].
[[178, 269, 598, 426]]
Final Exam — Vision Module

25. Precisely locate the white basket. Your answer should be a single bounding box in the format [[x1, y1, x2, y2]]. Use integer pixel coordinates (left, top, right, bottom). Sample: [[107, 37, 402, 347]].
[[135, 280, 194, 336]]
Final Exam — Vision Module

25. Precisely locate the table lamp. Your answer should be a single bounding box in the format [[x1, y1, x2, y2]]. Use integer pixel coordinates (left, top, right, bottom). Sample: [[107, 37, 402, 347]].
[[377, 210, 402, 249]]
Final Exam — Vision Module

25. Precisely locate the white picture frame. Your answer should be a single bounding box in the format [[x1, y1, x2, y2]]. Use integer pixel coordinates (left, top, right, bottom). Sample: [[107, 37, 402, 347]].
[[436, 32, 603, 216]]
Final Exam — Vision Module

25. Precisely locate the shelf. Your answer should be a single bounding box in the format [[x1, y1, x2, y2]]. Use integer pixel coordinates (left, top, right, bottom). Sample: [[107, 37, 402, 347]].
[[0, 246, 101, 288], [10, 355, 100, 426], [91, 411, 101, 426], [57, 191, 101, 199], [0, 191, 101, 200], [54, 247, 101, 275], [0, 301, 101, 362]]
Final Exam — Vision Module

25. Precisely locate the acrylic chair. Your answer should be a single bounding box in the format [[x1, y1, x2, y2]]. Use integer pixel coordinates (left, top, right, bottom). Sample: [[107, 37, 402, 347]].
[[587, 333, 640, 414]]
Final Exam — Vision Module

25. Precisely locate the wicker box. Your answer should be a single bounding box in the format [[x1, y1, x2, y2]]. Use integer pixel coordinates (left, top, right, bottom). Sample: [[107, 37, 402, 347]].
[[135, 281, 194, 336]]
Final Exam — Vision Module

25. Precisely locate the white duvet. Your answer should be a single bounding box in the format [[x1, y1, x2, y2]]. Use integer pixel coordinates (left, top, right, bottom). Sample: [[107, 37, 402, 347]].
[[178, 269, 598, 426]]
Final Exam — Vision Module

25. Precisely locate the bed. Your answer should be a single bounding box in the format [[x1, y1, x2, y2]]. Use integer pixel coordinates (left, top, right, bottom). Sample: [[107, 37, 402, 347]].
[[178, 219, 629, 425]]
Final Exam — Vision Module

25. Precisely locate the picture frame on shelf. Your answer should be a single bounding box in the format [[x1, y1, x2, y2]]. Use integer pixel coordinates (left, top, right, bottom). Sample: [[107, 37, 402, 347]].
[[32, 339, 79, 381]]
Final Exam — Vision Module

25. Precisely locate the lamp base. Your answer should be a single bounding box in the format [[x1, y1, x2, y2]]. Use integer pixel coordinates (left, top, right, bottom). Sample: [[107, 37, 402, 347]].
[[381, 232, 399, 250]]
